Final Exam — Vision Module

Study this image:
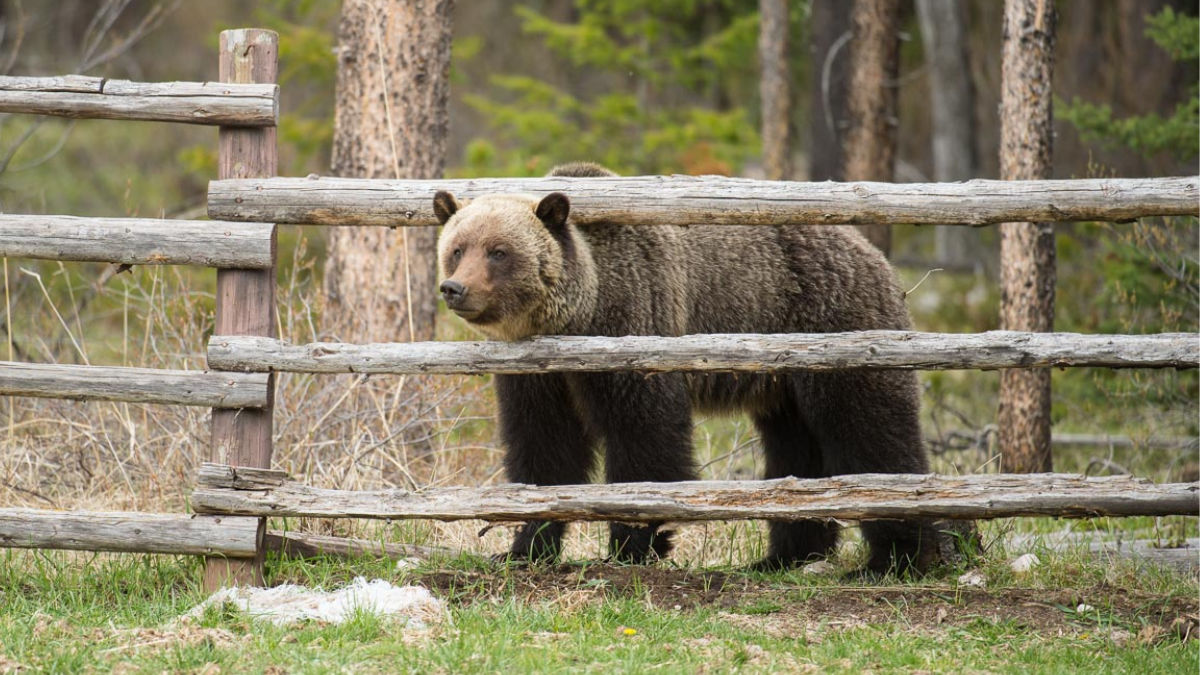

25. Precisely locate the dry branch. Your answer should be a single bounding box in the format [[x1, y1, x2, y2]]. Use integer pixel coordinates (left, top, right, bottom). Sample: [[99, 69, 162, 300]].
[[0, 215, 274, 268], [207, 331, 1199, 375], [193, 463, 1199, 522], [0, 361, 269, 407], [0, 75, 277, 126], [0, 508, 259, 556], [263, 530, 455, 561], [207, 175, 1199, 227]]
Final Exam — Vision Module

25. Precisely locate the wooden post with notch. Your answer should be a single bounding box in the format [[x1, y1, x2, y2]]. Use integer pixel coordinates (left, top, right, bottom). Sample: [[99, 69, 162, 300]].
[[203, 28, 278, 590]]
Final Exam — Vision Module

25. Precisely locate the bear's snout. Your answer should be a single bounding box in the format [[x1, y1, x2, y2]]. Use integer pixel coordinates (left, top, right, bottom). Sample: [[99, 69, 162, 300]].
[[440, 279, 468, 307]]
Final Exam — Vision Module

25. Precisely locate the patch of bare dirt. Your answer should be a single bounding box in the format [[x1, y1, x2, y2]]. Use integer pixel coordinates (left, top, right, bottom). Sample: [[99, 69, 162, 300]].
[[410, 564, 1198, 640], [416, 563, 736, 608]]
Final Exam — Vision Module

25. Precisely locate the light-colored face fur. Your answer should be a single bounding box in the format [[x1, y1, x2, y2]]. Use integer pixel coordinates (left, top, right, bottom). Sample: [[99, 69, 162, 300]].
[[435, 193, 572, 340]]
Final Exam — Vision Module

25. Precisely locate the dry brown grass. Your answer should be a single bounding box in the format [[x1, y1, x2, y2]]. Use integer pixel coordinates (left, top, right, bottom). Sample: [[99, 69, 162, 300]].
[[0, 239, 488, 522]]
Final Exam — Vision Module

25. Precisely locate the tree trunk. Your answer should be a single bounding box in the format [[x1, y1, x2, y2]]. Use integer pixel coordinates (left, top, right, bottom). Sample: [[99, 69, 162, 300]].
[[916, 0, 982, 268], [806, 0, 851, 182], [324, 0, 453, 343], [843, 0, 901, 255], [758, 0, 792, 180], [998, 0, 1057, 473]]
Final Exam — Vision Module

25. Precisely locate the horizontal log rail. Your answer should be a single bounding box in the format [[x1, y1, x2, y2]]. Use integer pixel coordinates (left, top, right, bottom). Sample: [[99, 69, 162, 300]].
[[0, 508, 260, 556], [0, 215, 275, 268], [208, 175, 1199, 227], [0, 75, 277, 126], [1050, 433, 1197, 449], [207, 331, 1199, 375], [264, 530, 454, 561], [0, 361, 269, 408], [193, 463, 1199, 521]]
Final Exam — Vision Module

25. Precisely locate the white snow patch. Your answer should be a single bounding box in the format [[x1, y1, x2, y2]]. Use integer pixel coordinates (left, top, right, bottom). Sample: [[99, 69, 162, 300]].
[[956, 570, 986, 588], [800, 560, 836, 575], [1009, 553, 1041, 574], [186, 577, 447, 628]]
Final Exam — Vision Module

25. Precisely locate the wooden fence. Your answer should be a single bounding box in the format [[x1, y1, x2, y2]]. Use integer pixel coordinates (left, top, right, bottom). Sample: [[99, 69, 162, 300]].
[[0, 28, 1197, 590]]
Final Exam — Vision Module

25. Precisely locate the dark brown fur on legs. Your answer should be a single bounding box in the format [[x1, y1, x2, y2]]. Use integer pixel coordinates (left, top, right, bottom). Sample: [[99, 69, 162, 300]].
[[435, 163, 952, 573], [799, 370, 941, 576], [493, 373, 593, 563], [749, 401, 840, 571], [570, 371, 697, 562]]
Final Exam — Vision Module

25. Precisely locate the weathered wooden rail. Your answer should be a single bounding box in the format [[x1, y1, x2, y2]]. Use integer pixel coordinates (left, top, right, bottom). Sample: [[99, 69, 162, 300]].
[[0, 215, 275, 268], [0, 508, 260, 556], [0, 361, 269, 408], [207, 175, 1199, 227], [193, 463, 1200, 522], [207, 331, 1199, 374], [0, 75, 277, 126]]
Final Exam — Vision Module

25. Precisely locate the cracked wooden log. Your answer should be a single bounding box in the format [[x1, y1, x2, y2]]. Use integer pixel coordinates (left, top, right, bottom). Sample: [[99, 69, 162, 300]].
[[0, 75, 277, 126], [207, 175, 1199, 227], [192, 463, 1200, 522], [206, 331, 1199, 375], [0, 508, 260, 556], [0, 361, 269, 408], [0, 215, 274, 268]]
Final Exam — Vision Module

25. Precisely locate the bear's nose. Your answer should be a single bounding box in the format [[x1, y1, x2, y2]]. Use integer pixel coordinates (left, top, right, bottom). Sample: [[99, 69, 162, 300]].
[[440, 280, 467, 305]]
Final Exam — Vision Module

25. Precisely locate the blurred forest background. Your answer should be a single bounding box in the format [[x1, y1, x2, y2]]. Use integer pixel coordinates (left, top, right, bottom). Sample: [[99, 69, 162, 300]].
[[0, 0, 1195, 512]]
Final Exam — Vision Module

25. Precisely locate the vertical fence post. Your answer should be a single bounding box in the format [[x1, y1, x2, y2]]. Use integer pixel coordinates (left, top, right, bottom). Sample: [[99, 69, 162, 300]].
[[204, 28, 278, 591]]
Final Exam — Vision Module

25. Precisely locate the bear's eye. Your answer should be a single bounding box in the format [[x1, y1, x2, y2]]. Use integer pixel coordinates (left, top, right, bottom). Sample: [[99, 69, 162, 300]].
[[488, 249, 507, 262], [452, 247, 462, 259]]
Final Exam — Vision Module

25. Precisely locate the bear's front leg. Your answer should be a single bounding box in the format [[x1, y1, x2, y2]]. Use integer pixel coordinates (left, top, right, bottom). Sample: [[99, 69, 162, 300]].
[[569, 372, 697, 564], [495, 373, 596, 563]]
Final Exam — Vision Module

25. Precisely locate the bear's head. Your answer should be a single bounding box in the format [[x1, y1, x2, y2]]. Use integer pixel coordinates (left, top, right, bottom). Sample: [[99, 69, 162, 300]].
[[434, 190, 590, 340]]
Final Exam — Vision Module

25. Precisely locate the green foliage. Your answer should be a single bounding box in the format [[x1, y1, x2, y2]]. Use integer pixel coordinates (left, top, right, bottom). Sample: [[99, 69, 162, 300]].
[[1144, 6, 1200, 60], [457, 0, 795, 177], [1058, 97, 1199, 162], [1059, 7, 1199, 161], [249, 0, 339, 175], [515, 1, 760, 91]]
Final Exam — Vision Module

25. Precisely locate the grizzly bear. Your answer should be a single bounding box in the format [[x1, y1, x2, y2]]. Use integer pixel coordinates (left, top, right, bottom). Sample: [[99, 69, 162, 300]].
[[433, 163, 940, 575]]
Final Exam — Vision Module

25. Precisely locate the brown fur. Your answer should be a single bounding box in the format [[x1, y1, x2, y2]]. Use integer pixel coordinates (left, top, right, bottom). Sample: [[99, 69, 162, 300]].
[[435, 163, 939, 574]]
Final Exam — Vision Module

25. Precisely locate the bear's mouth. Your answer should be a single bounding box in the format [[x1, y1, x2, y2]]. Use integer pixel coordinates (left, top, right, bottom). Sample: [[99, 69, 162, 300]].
[[451, 307, 484, 322]]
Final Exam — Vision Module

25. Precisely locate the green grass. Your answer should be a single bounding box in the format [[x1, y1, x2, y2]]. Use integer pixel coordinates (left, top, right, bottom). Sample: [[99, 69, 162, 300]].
[[1, 523, 1196, 674]]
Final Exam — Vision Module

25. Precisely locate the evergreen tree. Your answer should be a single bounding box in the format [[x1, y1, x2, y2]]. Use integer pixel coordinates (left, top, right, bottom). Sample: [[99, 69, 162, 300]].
[[457, 0, 805, 177]]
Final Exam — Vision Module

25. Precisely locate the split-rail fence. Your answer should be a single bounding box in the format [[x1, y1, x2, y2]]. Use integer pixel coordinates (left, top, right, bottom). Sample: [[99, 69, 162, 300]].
[[0, 29, 1197, 590]]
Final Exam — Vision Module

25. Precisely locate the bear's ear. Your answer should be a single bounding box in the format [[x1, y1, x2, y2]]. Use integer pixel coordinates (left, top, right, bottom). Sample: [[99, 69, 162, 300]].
[[433, 190, 460, 225], [535, 192, 570, 230]]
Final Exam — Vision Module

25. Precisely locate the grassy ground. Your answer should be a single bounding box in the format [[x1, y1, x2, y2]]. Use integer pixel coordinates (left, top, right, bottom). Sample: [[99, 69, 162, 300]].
[[1, 223, 1195, 673], [1, 516, 1196, 674]]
